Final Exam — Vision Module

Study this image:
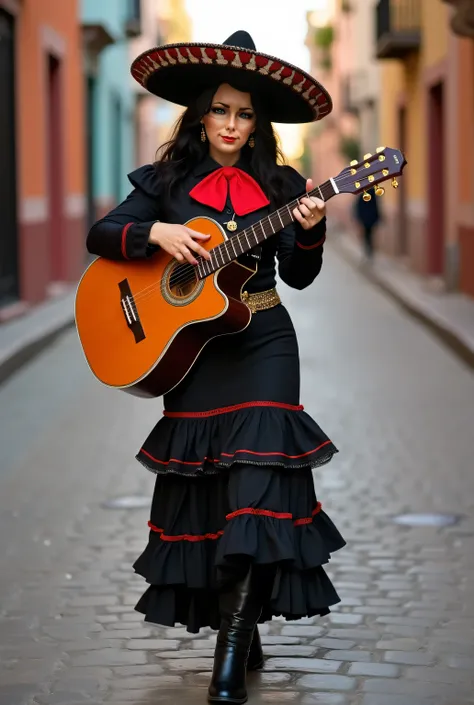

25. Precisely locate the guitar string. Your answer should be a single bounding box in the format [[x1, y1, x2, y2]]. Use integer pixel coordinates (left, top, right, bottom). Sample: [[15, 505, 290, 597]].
[[150, 163, 391, 297], [129, 170, 386, 308], [128, 165, 388, 302], [129, 195, 321, 306], [130, 167, 389, 306], [126, 167, 391, 305]]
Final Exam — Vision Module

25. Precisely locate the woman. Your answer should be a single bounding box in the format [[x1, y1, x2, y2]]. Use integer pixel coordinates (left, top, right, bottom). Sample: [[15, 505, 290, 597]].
[[87, 31, 345, 705]]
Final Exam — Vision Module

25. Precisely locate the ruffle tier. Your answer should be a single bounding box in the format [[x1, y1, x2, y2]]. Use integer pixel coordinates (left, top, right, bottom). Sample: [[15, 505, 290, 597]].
[[136, 402, 338, 476], [133, 463, 345, 633]]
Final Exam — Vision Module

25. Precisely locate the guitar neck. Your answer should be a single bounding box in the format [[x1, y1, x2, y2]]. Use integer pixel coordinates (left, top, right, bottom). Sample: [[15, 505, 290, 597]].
[[196, 178, 338, 279]]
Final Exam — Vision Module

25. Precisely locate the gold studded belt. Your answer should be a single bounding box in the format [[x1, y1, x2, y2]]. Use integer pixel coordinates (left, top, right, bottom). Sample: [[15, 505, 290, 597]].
[[241, 287, 281, 313]]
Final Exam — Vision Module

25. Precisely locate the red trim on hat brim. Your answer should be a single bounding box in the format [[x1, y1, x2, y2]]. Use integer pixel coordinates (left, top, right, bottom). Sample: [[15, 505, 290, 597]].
[[130, 42, 332, 124]]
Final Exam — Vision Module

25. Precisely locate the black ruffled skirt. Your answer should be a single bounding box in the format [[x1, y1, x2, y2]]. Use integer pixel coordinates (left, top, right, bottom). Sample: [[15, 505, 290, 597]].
[[134, 304, 345, 633]]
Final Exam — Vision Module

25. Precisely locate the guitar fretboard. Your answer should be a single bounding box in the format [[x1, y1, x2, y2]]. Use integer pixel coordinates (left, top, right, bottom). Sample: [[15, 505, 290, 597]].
[[196, 178, 337, 279]]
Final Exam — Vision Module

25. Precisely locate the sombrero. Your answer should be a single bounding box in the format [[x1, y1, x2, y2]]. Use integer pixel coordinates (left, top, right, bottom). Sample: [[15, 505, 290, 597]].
[[130, 30, 332, 124]]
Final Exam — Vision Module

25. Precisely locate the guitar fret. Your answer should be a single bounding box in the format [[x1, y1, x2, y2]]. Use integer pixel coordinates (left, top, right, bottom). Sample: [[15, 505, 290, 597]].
[[246, 228, 253, 248], [199, 173, 342, 279], [210, 251, 219, 271], [254, 223, 261, 241], [223, 240, 231, 264]]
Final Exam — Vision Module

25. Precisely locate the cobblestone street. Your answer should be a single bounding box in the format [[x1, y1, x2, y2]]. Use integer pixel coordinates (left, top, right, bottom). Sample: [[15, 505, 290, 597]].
[[1, 245, 474, 705]]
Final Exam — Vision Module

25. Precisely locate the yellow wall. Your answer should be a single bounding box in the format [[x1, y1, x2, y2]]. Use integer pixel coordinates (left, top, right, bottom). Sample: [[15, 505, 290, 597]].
[[404, 53, 425, 201], [457, 38, 474, 205], [421, 0, 449, 67], [379, 1, 449, 208], [379, 62, 403, 208]]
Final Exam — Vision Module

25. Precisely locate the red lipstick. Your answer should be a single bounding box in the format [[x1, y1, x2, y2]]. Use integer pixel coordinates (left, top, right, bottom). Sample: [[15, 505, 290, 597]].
[[221, 136, 237, 143]]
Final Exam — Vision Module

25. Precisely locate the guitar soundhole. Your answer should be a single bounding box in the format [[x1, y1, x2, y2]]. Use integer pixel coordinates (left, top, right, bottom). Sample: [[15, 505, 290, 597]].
[[163, 260, 205, 307]]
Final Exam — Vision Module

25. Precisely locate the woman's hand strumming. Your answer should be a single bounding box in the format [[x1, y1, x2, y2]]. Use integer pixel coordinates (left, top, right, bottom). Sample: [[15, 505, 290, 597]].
[[149, 223, 212, 266], [293, 178, 326, 231]]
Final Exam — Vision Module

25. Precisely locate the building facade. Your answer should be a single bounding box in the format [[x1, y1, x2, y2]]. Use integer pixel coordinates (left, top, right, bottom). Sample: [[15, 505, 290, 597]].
[[81, 0, 139, 223], [305, 0, 359, 227], [0, 0, 86, 314], [347, 0, 381, 157], [442, 0, 474, 296], [129, 0, 192, 170], [376, 0, 474, 297]]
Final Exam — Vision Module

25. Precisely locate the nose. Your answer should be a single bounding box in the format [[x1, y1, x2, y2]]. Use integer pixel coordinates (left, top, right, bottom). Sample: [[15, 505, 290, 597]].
[[226, 113, 236, 131]]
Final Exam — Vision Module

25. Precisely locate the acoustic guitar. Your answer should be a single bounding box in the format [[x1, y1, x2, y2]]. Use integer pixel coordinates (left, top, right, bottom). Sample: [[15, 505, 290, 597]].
[[75, 147, 406, 398]]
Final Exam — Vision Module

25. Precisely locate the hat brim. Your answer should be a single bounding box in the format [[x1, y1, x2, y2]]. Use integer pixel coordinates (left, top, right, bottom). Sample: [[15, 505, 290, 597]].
[[131, 43, 332, 124]]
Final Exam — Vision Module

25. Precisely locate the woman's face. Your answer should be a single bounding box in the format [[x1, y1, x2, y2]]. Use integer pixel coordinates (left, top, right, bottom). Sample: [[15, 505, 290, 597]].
[[201, 83, 256, 165]]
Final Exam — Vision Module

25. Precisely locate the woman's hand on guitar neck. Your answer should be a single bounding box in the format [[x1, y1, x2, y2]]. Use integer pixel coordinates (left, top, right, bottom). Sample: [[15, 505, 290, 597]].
[[149, 222, 212, 266], [293, 178, 326, 231]]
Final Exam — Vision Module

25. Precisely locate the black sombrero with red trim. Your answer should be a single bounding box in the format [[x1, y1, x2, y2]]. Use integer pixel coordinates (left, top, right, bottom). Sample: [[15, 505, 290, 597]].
[[130, 30, 332, 124]]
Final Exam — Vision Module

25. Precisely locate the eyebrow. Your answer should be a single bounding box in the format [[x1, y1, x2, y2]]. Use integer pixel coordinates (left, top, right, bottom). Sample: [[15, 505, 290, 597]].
[[214, 102, 254, 111]]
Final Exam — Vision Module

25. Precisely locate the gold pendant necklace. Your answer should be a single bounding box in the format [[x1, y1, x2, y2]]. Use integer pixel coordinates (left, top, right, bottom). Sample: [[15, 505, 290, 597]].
[[225, 213, 238, 232]]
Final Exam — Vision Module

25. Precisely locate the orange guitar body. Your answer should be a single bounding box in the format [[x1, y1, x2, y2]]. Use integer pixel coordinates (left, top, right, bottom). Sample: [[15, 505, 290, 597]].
[[75, 217, 255, 398]]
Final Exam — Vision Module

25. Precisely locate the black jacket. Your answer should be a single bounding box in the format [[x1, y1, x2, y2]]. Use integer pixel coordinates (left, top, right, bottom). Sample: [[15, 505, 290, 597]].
[[86, 155, 326, 292]]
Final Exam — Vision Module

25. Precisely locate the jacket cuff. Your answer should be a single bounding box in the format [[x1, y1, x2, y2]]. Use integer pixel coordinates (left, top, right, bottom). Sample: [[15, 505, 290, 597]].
[[121, 221, 158, 259], [294, 217, 326, 251]]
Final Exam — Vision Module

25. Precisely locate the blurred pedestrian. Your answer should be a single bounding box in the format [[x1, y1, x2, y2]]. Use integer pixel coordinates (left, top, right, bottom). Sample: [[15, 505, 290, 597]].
[[86, 30, 345, 705], [353, 186, 380, 261]]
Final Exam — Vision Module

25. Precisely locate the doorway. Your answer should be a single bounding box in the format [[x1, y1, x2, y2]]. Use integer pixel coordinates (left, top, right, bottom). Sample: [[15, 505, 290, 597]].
[[46, 53, 65, 282], [111, 92, 122, 206], [427, 81, 445, 274], [0, 9, 19, 306], [397, 105, 408, 256], [86, 74, 96, 230]]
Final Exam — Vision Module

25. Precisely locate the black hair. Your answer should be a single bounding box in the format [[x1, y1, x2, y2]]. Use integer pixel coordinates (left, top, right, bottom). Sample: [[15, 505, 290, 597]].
[[154, 81, 288, 207]]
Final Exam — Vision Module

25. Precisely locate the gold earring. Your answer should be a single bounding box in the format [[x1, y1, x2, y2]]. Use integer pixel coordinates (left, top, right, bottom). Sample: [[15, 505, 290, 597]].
[[201, 124, 206, 143], [248, 134, 255, 148]]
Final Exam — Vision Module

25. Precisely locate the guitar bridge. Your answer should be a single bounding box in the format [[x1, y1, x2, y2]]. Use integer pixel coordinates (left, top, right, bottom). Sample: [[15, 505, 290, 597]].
[[119, 279, 145, 343]]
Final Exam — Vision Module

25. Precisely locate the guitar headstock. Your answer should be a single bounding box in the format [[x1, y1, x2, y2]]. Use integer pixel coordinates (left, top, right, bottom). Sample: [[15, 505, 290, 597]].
[[334, 147, 407, 200]]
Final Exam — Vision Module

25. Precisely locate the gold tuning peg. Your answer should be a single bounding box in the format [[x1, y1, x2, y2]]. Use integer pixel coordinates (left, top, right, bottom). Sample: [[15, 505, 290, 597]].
[[375, 186, 385, 197], [350, 160, 358, 166], [376, 146, 386, 153], [363, 153, 372, 160], [392, 178, 399, 189], [362, 191, 372, 202]]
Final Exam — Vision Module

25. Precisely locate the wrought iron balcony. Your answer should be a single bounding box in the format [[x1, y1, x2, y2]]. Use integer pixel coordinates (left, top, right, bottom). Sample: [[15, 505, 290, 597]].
[[376, 0, 421, 59]]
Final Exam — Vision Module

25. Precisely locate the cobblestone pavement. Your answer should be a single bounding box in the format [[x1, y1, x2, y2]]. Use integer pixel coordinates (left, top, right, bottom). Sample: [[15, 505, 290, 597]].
[[1, 245, 474, 705]]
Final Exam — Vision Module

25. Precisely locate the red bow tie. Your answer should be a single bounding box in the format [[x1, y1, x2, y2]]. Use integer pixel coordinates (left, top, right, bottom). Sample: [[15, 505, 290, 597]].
[[189, 166, 270, 216]]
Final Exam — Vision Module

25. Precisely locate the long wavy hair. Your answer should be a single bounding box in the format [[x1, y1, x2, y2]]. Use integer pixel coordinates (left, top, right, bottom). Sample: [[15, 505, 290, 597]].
[[155, 81, 288, 207]]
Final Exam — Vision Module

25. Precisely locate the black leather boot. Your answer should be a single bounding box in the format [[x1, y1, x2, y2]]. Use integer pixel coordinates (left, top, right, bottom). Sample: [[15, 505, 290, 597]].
[[247, 626, 264, 671], [208, 567, 262, 704]]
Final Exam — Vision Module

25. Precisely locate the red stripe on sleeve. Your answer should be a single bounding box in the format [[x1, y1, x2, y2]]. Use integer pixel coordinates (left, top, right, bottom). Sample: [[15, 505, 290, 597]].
[[121, 222, 134, 259], [296, 235, 326, 251]]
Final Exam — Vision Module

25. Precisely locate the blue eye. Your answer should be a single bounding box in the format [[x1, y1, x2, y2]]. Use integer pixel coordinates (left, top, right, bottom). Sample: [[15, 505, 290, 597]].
[[212, 107, 225, 114], [241, 112, 253, 120]]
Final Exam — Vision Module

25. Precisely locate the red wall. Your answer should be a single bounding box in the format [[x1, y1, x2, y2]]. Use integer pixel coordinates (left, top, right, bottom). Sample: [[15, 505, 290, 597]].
[[6, 0, 86, 305]]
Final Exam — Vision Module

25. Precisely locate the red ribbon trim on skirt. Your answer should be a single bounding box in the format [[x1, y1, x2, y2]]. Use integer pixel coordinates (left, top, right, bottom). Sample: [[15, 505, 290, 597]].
[[163, 401, 304, 418], [139, 440, 332, 466], [147, 502, 322, 542]]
